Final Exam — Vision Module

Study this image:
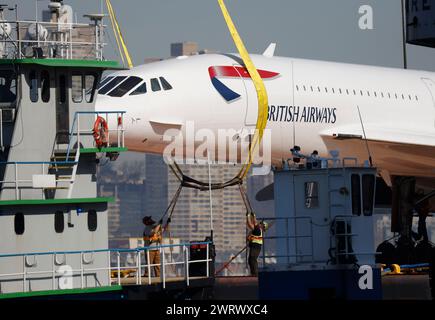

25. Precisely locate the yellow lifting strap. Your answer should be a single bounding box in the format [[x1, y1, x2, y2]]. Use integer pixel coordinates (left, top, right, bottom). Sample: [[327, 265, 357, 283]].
[[106, 0, 133, 69], [217, 0, 269, 180]]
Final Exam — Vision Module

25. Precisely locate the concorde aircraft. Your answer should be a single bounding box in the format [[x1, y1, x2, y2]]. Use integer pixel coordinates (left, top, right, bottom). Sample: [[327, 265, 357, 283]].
[[95, 45, 435, 191]]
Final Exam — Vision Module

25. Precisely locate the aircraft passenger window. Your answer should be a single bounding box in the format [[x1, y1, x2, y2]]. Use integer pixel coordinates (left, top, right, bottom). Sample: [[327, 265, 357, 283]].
[[367, 91, 370, 97], [0, 69, 17, 103], [325, 87, 328, 93], [108, 76, 142, 97], [339, 88, 342, 94], [303, 85, 306, 91], [353, 89, 356, 95], [41, 70, 50, 103], [98, 76, 114, 90], [360, 90, 363, 96], [381, 92, 384, 98], [346, 89, 349, 95], [304, 182, 319, 208], [130, 82, 147, 95], [408, 94, 412, 100], [351, 174, 361, 216], [395, 93, 398, 99], [98, 76, 127, 95], [29, 70, 38, 103], [159, 77, 173, 90], [151, 78, 161, 92], [374, 92, 377, 97], [362, 174, 375, 216], [415, 95, 418, 101], [85, 74, 98, 103], [72, 73, 83, 103], [401, 94, 405, 100], [388, 93, 391, 98], [317, 86, 320, 92], [332, 88, 335, 93], [296, 85, 299, 91], [310, 86, 313, 92]]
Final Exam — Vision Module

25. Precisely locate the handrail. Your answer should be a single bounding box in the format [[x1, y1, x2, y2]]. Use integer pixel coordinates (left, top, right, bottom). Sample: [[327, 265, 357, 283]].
[[65, 111, 126, 162], [0, 242, 213, 294], [0, 242, 212, 258]]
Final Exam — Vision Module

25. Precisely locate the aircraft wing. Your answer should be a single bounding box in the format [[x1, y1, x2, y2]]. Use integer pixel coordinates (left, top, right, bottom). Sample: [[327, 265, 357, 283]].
[[319, 125, 435, 178]]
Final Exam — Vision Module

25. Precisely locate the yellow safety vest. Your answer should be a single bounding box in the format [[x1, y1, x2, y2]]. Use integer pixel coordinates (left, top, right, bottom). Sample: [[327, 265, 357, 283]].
[[248, 228, 263, 245]]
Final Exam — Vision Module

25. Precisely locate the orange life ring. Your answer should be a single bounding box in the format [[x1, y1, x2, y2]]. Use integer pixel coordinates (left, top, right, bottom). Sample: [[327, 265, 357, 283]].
[[93, 116, 108, 148]]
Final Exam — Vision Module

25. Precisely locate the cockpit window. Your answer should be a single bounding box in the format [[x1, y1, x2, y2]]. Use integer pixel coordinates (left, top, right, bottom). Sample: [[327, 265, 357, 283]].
[[108, 76, 143, 97], [150, 78, 161, 92], [98, 76, 127, 95], [130, 82, 147, 95], [159, 77, 173, 91], [98, 76, 114, 90]]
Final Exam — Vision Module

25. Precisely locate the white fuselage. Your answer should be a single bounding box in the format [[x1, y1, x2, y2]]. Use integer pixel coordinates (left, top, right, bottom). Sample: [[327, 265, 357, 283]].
[[96, 53, 435, 178]]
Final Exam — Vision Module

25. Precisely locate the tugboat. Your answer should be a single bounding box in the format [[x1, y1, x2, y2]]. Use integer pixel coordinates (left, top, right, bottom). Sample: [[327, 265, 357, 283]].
[[0, 1, 214, 300]]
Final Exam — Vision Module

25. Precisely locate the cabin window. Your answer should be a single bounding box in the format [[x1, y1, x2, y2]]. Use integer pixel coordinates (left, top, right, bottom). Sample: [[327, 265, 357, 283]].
[[151, 78, 161, 92], [374, 91, 377, 98], [108, 76, 142, 97], [317, 86, 321, 92], [304, 182, 319, 208], [99, 76, 127, 95], [29, 70, 38, 102], [85, 74, 98, 103], [367, 91, 370, 97], [325, 87, 328, 93], [296, 85, 299, 91], [54, 211, 64, 233], [303, 85, 307, 91], [339, 88, 342, 94], [72, 73, 83, 103], [0, 69, 17, 103], [362, 174, 375, 216], [351, 174, 361, 216], [88, 210, 97, 232], [408, 94, 412, 100], [415, 95, 419, 101], [98, 76, 114, 90], [360, 90, 363, 96], [41, 70, 50, 103], [160, 77, 173, 91], [130, 82, 147, 95], [310, 86, 314, 92], [381, 92, 384, 98], [14, 212, 25, 235], [332, 88, 335, 93]]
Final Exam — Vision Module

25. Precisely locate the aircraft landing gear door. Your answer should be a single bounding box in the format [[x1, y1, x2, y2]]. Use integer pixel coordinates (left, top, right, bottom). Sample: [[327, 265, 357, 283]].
[[293, 174, 329, 263], [421, 78, 435, 127]]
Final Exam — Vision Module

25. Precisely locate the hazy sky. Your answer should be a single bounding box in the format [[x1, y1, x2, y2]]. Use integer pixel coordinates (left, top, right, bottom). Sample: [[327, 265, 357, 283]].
[[5, 0, 435, 71]]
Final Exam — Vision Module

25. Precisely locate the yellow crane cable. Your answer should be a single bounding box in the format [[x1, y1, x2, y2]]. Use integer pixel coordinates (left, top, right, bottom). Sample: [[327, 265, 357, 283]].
[[106, 0, 133, 69], [217, 0, 269, 180]]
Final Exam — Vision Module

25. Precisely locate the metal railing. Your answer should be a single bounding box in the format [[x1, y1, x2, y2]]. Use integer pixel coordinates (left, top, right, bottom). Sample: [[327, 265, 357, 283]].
[[0, 160, 77, 200], [0, 242, 213, 294], [0, 111, 125, 200], [260, 216, 314, 267], [64, 111, 126, 162], [0, 20, 106, 60]]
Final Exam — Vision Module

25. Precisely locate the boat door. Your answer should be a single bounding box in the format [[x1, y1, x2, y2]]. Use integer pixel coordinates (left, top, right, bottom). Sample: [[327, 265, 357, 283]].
[[293, 173, 330, 262], [233, 64, 258, 127], [421, 78, 435, 127]]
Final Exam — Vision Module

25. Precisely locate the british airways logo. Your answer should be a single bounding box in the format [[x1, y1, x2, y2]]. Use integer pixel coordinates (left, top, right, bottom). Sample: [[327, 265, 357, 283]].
[[208, 66, 279, 102]]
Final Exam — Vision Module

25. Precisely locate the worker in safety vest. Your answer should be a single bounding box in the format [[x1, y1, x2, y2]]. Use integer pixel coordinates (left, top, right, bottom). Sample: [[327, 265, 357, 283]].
[[246, 212, 268, 277], [142, 216, 171, 277]]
